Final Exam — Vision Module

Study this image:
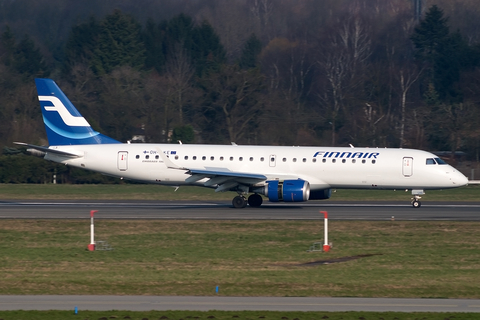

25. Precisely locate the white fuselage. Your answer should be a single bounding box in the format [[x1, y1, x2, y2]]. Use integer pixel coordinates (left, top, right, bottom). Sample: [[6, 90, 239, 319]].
[[45, 144, 468, 192]]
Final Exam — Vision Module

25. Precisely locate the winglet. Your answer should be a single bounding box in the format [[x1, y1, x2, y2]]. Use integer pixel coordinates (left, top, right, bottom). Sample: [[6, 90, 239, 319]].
[[155, 147, 185, 170]]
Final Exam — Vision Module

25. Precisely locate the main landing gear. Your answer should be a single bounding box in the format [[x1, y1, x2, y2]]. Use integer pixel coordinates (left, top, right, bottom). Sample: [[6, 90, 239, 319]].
[[232, 193, 263, 208]]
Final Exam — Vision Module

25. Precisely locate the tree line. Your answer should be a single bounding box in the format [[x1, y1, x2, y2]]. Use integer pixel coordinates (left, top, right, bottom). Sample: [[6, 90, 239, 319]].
[[0, 0, 480, 183]]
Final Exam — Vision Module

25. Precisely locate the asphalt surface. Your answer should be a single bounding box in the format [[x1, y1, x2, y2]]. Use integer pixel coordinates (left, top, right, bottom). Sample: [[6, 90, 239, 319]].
[[1, 295, 480, 312], [0, 200, 479, 220], [2, 200, 480, 313]]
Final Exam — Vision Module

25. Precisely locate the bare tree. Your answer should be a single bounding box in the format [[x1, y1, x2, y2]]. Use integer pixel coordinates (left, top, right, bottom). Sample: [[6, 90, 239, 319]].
[[316, 15, 371, 146], [165, 42, 195, 126], [398, 65, 423, 148], [199, 64, 265, 143]]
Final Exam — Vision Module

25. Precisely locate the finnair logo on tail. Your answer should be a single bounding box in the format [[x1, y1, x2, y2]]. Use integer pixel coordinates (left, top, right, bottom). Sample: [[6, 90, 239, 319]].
[[39, 96, 90, 127]]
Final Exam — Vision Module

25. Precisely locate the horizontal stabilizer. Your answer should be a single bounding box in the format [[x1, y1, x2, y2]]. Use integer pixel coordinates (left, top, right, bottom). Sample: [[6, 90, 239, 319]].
[[14, 142, 82, 158]]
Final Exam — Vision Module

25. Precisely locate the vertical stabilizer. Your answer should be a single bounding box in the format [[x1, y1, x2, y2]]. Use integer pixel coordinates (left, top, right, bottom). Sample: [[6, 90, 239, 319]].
[[35, 78, 120, 145]]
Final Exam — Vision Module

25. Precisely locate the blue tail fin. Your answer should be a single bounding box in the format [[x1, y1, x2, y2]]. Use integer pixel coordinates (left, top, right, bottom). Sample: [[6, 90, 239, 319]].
[[35, 78, 121, 145]]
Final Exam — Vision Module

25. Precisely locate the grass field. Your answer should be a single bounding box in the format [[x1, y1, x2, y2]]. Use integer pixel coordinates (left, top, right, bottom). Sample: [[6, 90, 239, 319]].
[[1, 184, 479, 319], [1, 310, 479, 320], [0, 183, 478, 201], [1, 220, 479, 298]]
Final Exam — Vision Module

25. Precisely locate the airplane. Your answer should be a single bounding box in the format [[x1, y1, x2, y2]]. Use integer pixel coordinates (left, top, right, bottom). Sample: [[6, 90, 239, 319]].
[[15, 78, 468, 208]]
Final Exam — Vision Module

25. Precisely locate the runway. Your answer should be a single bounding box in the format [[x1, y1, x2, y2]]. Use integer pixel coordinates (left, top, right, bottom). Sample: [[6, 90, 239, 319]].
[[2, 295, 480, 312], [0, 200, 479, 220], [2, 200, 480, 313]]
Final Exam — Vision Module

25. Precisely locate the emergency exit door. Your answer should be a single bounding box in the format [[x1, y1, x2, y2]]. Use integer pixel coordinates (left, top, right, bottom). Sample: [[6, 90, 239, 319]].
[[118, 151, 128, 171]]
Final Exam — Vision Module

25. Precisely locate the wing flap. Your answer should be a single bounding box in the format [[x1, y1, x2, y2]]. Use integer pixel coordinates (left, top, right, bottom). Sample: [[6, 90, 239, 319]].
[[185, 168, 267, 192]]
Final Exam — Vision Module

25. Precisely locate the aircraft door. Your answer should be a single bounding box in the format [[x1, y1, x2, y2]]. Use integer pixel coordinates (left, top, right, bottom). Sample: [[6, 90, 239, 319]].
[[269, 154, 276, 167], [118, 151, 128, 171], [403, 157, 413, 177]]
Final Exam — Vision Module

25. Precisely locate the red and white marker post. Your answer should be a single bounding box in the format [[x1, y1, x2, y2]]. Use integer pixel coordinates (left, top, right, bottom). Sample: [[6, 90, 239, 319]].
[[320, 211, 330, 252], [87, 210, 98, 251]]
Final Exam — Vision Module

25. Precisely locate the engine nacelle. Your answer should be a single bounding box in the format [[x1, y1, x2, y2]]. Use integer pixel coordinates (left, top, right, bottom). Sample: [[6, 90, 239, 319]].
[[265, 179, 310, 202], [309, 188, 332, 200]]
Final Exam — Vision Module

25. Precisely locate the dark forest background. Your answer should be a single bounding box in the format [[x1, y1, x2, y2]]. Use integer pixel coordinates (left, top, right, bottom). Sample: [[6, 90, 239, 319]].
[[1, 0, 480, 183]]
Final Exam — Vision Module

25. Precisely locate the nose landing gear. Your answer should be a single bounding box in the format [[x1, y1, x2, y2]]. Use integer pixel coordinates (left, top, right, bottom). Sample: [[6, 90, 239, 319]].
[[410, 189, 425, 208]]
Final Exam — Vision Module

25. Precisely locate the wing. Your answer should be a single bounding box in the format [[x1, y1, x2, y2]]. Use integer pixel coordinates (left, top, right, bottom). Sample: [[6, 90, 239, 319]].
[[157, 147, 267, 192], [185, 168, 267, 192]]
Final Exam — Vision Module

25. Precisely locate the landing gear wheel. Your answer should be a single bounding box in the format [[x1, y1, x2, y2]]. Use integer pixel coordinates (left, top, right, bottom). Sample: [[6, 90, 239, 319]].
[[248, 193, 263, 207], [232, 195, 247, 208], [412, 200, 421, 208]]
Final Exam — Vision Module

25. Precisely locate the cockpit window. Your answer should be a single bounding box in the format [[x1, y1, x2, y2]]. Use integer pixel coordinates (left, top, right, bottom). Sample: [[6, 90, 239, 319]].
[[435, 157, 447, 165], [426, 158, 436, 165]]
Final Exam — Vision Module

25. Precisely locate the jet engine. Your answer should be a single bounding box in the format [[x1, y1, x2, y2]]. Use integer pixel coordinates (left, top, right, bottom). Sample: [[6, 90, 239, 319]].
[[265, 179, 310, 202], [309, 188, 332, 200]]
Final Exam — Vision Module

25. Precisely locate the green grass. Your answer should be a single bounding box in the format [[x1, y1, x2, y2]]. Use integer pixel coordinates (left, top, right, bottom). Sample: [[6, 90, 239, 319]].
[[0, 183, 478, 201], [1, 310, 479, 320], [1, 220, 480, 298]]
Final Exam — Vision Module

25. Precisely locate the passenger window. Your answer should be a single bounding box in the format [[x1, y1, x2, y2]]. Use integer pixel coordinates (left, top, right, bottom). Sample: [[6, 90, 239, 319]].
[[372, 160, 376, 164], [220, 156, 224, 161], [174, 155, 178, 160], [303, 158, 307, 162], [230, 157, 234, 161], [426, 158, 436, 165], [202, 156, 206, 160], [210, 156, 214, 160], [352, 159, 356, 163], [136, 155, 139, 159], [312, 158, 316, 163], [239, 157, 243, 161], [322, 159, 326, 163], [283, 158, 287, 162], [145, 155, 149, 159], [332, 159, 336, 163], [193, 156, 197, 160], [293, 158, 297, 162], [184, 156, 188, 160], [260, 157, 265, 162], [249, 157, 254, 161], [342, 159, 346, 163], [362, 159, 366, 164]]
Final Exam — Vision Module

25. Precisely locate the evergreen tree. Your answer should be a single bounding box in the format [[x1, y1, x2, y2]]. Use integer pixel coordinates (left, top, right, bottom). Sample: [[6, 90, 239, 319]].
[[411, 5, 472, 101], [192, 20, 226, 76], [92, 10, 145, 75], [239, 33, 262, 69], [143, 18, 166, 73], [170, 125, 195, 144], [63, 16, 100, 72], [411, 5, 450, 65], [13, 35, 48, 78], [0, 26, 16, 67]]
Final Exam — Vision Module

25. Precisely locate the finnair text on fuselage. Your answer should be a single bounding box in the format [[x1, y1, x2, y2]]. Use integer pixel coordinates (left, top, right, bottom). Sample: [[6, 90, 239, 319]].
[[313, 151, 380, 159]]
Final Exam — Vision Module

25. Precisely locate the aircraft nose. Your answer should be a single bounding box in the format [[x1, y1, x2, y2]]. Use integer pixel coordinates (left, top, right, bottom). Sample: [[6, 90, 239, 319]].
[[453, 170, 469, 186]]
